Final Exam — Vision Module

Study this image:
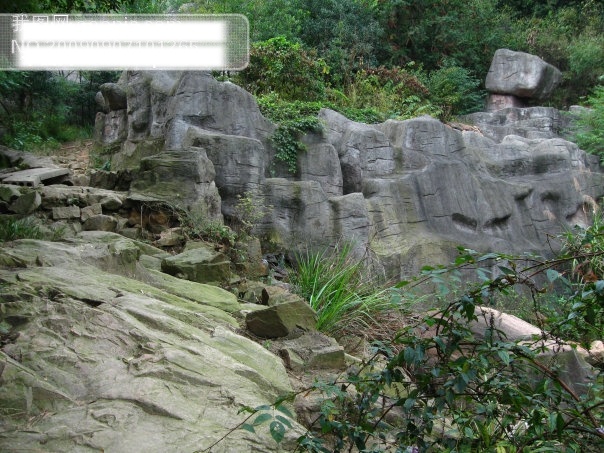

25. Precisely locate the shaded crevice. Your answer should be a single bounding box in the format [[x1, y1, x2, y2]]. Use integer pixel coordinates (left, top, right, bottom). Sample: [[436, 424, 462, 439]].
[[452, 213, 478, 233]]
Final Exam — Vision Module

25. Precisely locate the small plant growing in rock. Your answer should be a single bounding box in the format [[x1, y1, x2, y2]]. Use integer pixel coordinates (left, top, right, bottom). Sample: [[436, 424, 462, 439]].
[[291, 242, 398, 338], [232, 190, 273, 238]]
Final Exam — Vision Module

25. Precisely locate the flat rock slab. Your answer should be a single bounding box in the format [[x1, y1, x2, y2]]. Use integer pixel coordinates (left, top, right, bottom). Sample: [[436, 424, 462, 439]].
[[0, 167, 71, 187]]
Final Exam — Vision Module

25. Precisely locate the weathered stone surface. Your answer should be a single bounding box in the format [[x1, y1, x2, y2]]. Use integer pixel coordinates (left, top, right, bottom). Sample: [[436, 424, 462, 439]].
[[184, 128, 266, 216], [236, 236, 269, 278], [0, 184, 21, 203], [128, 149, 222, 220], [588, 340, 604, 367], [112, 138, 165, 171], [161, 245, 231, 284], [9, 190, 41, 215], [261, 285, 302, 306], [80, 203, 103, 221], [52, 205, 81, 220], [82, 214, 118, 232], [485, 93, 526, 112], [486, 49, 562, 99], [462, 107, 568, 143], [40, 185, 127, 209], [100, 194, 123, 210], [0, 237, 300, 452], [321, 109, 395, 194], [94, 109, 128, 146], [1, 167, 70, 188], [298, 139, 343, 197], [155, 227, 184, 247], [0, 145, 57, 170], [95, 70, 604, 281], [277, 332, 346, 371], [246, 295, 317, 339], [237, 280, 270, 304], [100, 82, 127, 111], [95, 90, 109, 113]]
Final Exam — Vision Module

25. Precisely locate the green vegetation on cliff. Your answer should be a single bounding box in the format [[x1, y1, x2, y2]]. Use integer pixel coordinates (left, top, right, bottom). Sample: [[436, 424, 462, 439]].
[[1, 0, 602, 153]]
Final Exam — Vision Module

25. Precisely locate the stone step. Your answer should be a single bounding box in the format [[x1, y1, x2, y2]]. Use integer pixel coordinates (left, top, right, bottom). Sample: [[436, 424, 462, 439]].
[[0, 167, 71, 187]]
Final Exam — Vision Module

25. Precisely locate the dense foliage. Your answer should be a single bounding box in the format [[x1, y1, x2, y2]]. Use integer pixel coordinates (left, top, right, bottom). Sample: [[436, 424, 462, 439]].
[[213, 218, 604, 451], [2, 0, 602, 157], [572, 85, 604, 162]]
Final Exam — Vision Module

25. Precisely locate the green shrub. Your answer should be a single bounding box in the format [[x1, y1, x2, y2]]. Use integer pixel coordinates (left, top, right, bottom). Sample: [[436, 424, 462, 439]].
[[232, 191, 273, 238], [257, 94, 324, 174], [236, 36, 329, 101], [344, 66, 441, 120], [572, 85, 604, 161], [425, 65, 485, 120], [216, 247, 604, 452]]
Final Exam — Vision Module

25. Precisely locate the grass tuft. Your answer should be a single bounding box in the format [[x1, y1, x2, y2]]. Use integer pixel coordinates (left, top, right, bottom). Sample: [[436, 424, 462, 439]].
[[291, 242, 398, 337], [0, 217, 45, 242]]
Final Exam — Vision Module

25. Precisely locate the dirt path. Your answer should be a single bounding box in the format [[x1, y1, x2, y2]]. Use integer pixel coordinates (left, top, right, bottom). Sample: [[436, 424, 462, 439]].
[[50, 139, 93, 178]]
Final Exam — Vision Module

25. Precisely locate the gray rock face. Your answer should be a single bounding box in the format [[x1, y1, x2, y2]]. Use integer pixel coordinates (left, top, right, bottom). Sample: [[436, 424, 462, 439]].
[[486, 49, 562, 99], [95, 71, 604, 280], [100, 82, 128, 111], [0, 235, 302, 452]]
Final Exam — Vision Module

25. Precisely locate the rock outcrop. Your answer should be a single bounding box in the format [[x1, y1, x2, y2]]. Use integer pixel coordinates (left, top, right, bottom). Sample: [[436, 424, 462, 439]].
[[93, 57, 604, 281], [0, 233, 303, 452]]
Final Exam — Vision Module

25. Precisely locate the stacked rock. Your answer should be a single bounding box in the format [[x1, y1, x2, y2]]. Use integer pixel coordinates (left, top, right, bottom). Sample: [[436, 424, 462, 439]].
[[485, 49, 562, 112]]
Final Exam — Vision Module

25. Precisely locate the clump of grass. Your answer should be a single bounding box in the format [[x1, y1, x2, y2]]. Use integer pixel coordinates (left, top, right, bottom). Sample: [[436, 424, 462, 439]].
[[0, 217, 44, 242], [291, 242, 397, 337]]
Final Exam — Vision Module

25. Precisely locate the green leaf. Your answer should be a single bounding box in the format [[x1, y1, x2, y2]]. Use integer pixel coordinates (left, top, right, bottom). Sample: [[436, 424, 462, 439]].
[[275, 403, 294, 419], [546, 269, 561, 283], [269, 420, 286, 443], [498, 266, 516, 276], [275, 414, 292, 429], [497, 349, 511, 365], [241, 423, 256, 434], [477, 252, 500, 262], [403, 347, 416, 364], [253, 413, 273, 426], [395, 279, 410, 288], [237, 405, 255, 414]]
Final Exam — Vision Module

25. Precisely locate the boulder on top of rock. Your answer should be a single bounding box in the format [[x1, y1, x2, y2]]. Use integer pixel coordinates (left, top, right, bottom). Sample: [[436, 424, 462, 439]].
[[485, 49, 562, 99]]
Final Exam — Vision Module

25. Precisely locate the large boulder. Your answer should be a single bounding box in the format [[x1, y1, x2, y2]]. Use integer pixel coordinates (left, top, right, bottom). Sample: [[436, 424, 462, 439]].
[[485, 49, 562, 100], [246, 288, 318, 339]]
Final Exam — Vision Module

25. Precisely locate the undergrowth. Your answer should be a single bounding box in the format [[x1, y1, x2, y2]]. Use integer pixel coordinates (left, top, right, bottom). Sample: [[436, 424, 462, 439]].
[[0, 216, 45, 242], [572, 84, 604, 163], [290, 242, 398, 338], [206, 220, 604, 452]]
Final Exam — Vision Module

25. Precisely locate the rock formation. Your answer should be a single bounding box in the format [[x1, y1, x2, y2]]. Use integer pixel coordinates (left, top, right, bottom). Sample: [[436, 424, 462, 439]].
[[1, 49, 602, 451], [0, 232, 304, 452], [484, 48, 562, 111], [93, 63, 604, 279]]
